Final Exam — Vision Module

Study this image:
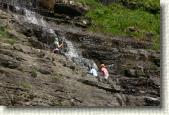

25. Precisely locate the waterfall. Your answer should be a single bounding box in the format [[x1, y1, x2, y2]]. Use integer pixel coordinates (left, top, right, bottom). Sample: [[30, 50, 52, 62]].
[[14, 6, 20, 11], [12, 7, 98, 70], [24, 8, 48, 28], [17, 7, 79, 60], [64, 39, 98, 70], [40, 17, 47, 27], [48, 28, 56, 36], [64, 39, 79, 59], [24, 9, 38, 25]]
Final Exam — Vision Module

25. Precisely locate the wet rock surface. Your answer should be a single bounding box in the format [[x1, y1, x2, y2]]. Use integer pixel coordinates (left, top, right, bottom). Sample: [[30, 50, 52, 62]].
[[0, 8, 160, 107]]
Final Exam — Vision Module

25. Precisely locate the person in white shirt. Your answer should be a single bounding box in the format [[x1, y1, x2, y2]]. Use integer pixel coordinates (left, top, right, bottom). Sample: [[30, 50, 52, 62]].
[[53, 37, 63, 54], [89, 66, 98, 77]]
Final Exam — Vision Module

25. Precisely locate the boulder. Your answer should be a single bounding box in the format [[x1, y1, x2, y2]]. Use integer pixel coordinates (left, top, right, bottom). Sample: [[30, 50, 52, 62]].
[[38, 0, 56, 10], [54, 3, 88, 17]]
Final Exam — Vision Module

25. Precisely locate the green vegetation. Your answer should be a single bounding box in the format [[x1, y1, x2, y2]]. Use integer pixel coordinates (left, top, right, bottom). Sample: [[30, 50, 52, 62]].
[[19, 81, 32, 89], [0, 26, 17, 45], [31, 67, 38, 78], [51, 73, 63, 82], [76, 0, 160, 50]]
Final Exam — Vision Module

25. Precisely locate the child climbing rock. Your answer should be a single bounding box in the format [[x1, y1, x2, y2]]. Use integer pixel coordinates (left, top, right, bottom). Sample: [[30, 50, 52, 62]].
[[53, 37, 64, 54], [99, 64, 109, 82]]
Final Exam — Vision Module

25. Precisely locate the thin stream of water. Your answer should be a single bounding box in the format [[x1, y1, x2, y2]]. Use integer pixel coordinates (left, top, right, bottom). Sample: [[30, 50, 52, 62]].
[[14, 6, 98, 70]]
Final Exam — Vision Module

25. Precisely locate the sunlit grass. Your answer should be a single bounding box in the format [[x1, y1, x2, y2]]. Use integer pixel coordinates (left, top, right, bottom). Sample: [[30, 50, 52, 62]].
[[75, 0, 160, 50], [0, 27, 17, 45]]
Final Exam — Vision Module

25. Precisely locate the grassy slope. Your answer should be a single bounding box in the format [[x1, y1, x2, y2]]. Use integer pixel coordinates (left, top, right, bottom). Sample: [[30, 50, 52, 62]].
[[76, 0, 160, 50], [0, 27, 17, 45]]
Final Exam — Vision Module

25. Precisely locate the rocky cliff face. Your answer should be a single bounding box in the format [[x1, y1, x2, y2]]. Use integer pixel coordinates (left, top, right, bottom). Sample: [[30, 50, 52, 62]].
[[0, 1, 160, 107], [0, 0, 88, 18]]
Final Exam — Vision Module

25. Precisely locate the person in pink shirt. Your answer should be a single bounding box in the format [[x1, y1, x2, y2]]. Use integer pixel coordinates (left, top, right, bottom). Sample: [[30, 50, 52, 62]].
[[100, 64, 109, 81]]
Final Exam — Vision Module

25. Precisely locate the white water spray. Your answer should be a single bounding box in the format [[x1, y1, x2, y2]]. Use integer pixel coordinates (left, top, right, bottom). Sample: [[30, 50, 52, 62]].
[[24, 9, 38, 25], [64, 39, 79, 59], [14, 7, 98, 70]]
